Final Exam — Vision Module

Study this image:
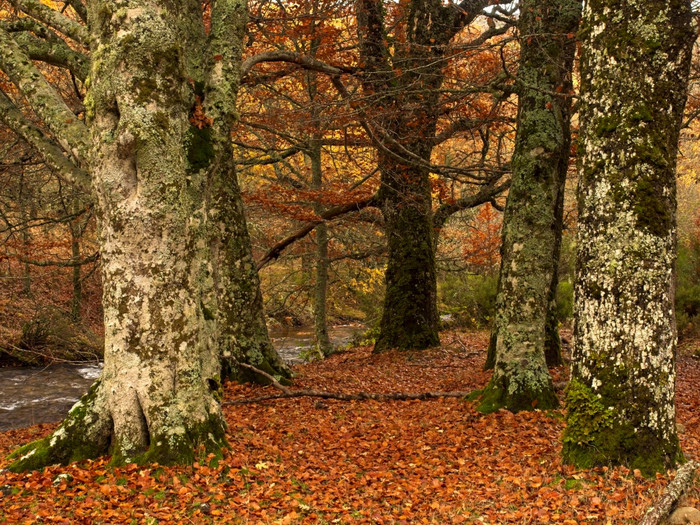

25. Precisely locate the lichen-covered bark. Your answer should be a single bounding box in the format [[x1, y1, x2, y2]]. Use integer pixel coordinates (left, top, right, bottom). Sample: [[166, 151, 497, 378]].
[[359, 0, 456, 352], [563, 0, 693, 475], [0, 25, 90, 164], [202, 0, 289, 382], [0, 90, 90, 191], [477, 0, 579, 412], [9, 0, 229, 471]]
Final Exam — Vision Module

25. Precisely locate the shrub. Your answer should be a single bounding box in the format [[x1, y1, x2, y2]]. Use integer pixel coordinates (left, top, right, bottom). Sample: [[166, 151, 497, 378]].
[[676, 241, 700, 339], [439, 273, 498, 329]]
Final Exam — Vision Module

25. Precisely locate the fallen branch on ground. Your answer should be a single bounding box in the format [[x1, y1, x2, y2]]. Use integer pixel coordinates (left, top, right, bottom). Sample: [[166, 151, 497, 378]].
[[639, 460, 698, 525], [223, 390, 471, 405], [226, 360, 470, 405]]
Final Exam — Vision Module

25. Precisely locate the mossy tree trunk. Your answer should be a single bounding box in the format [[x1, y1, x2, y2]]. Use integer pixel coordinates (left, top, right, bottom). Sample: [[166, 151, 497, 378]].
[[374, 149, 440, 352], [356, 0, 458, 352], [197, 0, 289, 384], [310, 136, 334, 357], [355, 0, 509, 352], [476, 0, 579, 412], [563, 0, 694, 476], [7, 0, 287, 471]]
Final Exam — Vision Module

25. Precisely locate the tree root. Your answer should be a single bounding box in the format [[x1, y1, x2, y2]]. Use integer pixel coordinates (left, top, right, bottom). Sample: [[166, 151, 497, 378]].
[[639, 460, 698, 525], [224, 361, 470, 405]]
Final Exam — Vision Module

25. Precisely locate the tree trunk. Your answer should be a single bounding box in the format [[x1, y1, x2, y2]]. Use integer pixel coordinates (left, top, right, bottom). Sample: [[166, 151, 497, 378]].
[[193, 0, 289, 384], [476, 0, 579, 412], [69, 219, 82, 322], [563, 0, 694, 476], [310, 135, 333, 357], [8, 0, 253, 471], [373, 151, 440, 352], [212, 143, 290, 383], [360, 0, 454, 353]]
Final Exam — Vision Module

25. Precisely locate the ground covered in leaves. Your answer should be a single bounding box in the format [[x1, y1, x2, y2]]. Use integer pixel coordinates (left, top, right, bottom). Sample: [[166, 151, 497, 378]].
[[1, 331, 699, 524]]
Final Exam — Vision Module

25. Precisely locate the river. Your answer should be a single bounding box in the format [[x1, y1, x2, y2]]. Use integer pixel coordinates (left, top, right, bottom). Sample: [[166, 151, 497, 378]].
[[0, 324, 362, 432]]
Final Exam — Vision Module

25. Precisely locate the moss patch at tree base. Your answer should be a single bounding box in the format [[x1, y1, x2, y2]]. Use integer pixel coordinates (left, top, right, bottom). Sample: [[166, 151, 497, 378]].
[[110, 413, 228, 468], [473, 378, 559, 414], [562, 379, 682, 477]]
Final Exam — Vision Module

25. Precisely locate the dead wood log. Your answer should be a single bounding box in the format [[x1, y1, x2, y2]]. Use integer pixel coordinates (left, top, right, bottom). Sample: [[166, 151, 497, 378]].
[[639, 460, 698, 525], [226, 360, 470, 405], [223, 390, 471, 405]]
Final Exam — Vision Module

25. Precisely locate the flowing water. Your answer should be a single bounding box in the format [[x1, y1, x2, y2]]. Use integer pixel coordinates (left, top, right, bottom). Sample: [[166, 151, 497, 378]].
[[0, 324, 363, 431]]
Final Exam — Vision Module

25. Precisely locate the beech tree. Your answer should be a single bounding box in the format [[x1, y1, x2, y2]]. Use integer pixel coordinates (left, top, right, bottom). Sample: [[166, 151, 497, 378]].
[[1, 0, 287, 471], [475, 0, 579, 412], [354, 0, 511, 352], [240, 0, 513, 353], [563, 0, 694, 474]]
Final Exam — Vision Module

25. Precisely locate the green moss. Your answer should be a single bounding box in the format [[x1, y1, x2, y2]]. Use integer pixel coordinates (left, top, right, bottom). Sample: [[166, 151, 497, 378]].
[[111, 412, 227, 467], [134, 77, 159, 104], [595, 115, 619, 136], [630, 105, 653, 123], [562, 379, 680, 477], [7, 381, 109, 472], [633, 177, 671, 237], [474, 371, 558, 414], [562, 379, 614, 455], [185, 125, 214, 175], [153, 111, 170, 131]]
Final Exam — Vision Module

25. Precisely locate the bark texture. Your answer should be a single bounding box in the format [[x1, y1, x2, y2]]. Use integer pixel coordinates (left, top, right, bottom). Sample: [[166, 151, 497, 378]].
[[7, 0, 286, 471], [356, 0, 457, 352], [563, 0, 694, 475], [477, 0, 579, 413]]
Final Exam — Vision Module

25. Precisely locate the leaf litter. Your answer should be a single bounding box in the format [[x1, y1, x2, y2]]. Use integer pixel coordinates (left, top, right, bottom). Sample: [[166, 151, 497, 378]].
[[0, 330, 698, 524]]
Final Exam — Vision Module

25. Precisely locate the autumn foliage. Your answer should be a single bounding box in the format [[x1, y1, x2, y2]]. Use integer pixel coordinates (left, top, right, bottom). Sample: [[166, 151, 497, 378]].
[[1, 331, 699, 523]]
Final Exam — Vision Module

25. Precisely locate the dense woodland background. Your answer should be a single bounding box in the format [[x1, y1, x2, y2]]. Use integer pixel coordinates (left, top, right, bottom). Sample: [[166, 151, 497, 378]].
[[0, 0, 698, 363], [0, 0, 699, 522]]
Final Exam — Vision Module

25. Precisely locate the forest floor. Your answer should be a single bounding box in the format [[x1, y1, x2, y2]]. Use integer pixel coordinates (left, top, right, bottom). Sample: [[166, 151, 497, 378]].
[[0, 330, 699, 524]]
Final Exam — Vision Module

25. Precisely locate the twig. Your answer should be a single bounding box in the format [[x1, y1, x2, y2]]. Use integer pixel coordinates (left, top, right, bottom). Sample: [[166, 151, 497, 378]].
[[235, 361, 292, 395], [225, 360, 470, 405], [223, 390, 470, 405], [639, 460, 698, 525]]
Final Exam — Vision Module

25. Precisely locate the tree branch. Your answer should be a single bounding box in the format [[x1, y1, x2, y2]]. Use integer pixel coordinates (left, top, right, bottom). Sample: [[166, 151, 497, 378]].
[[223, 361, 469, 405], [355, 0, 394, 93], [225, 389, 471, 405], [256, 195, 377, 270], [241, 50, 355, 79], [433, 179, 511, 233], [9, 30, 89, 81], [0, 27, 91, 165], [15, 252, 98, 268], [9, 0, 88, 46], [63, 0, 87, 23], [639, 461, 698, 525], [204, 0, 247, 127], [0, 90, 90, 191]]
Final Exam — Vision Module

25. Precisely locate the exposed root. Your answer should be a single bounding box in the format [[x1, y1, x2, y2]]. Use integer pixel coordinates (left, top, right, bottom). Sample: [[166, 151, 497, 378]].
[[639, 461, 698, 525]]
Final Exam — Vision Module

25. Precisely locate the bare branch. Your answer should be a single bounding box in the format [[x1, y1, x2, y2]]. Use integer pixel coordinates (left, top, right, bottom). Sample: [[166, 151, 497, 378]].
[[257, 195, 378, 271], [241, 50, 355, 79], [223, 361, 470, 405], [639, 461, 698, 525], [433, 178, 511, 233], [9, 0, 88, 46], [0, 90, 90, 191]]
